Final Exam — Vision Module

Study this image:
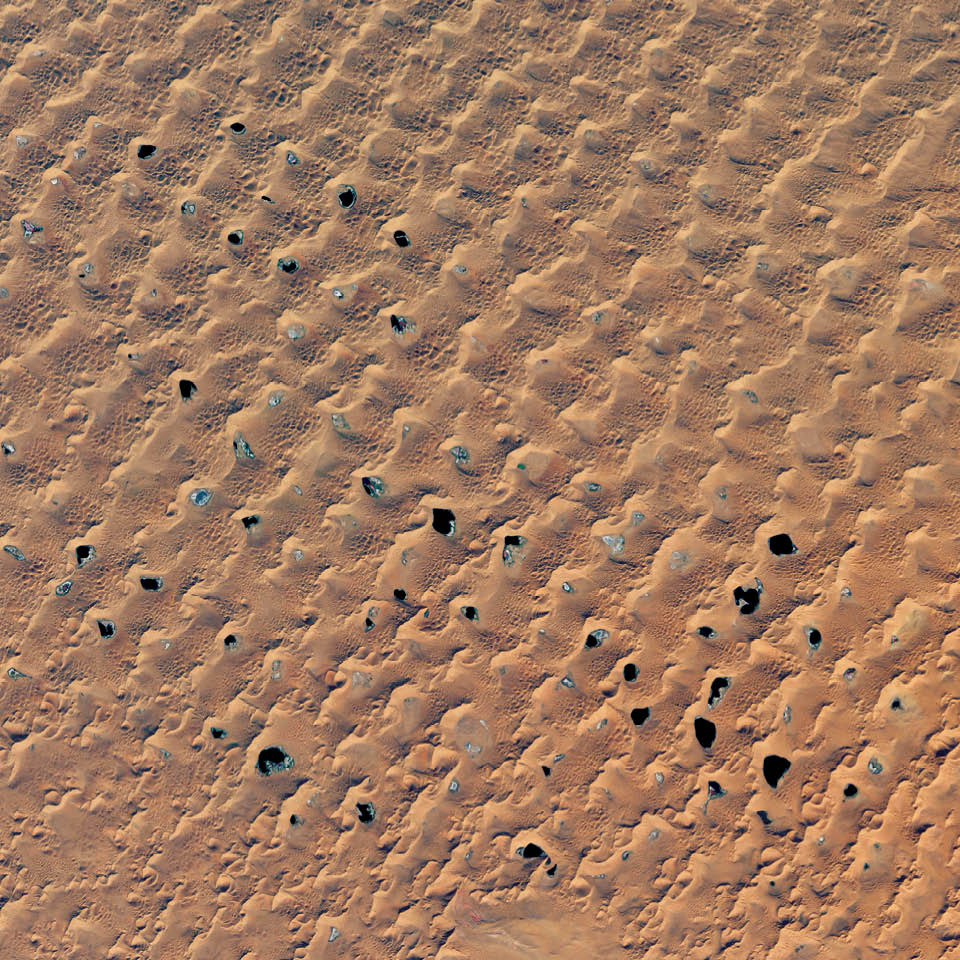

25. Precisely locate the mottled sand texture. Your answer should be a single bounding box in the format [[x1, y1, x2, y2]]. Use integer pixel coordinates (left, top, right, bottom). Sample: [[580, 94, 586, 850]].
[[1, 0, 960, 957]]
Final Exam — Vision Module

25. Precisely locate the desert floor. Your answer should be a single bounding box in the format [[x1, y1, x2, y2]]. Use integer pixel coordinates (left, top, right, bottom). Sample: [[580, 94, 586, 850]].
[[1, 1, 959, 958]]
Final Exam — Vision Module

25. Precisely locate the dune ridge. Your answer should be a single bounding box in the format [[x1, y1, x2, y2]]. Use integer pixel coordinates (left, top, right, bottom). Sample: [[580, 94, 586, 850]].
[[0, 0, 959, 957]]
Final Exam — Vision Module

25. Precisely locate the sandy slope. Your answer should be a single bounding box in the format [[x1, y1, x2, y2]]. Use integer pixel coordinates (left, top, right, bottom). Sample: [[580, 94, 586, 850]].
[[0, 0, 959, 958]]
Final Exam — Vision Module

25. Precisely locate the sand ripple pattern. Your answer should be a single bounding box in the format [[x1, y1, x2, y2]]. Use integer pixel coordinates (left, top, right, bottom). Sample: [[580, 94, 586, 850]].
[[1, 0, 960, 957]]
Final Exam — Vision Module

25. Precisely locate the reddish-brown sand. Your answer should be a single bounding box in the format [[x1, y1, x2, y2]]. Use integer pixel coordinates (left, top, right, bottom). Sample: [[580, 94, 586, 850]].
[[1, 0, 960, 957]]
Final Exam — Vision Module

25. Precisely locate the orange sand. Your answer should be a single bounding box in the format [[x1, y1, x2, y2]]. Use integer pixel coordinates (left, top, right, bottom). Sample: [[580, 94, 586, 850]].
[[1, 0, 960, 957]]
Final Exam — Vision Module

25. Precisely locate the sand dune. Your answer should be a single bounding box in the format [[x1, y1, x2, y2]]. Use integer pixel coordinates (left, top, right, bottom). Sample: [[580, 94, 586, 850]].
[[0, 0, 959, 957]]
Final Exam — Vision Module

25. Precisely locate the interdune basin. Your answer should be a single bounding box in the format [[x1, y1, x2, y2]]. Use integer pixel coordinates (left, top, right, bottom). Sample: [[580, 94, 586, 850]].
[[1, 0, 960, 957]]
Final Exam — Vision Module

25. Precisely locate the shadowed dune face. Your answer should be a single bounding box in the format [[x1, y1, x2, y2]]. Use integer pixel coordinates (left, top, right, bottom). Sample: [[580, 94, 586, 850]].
[[1, 0, 960, 957]]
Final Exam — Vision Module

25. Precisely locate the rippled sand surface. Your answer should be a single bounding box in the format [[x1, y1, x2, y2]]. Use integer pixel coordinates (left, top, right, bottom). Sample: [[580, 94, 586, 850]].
[[1, 0, 960, 957]]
